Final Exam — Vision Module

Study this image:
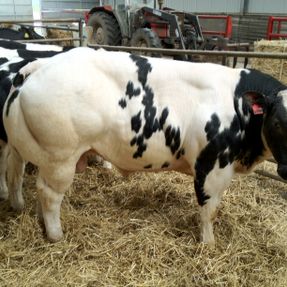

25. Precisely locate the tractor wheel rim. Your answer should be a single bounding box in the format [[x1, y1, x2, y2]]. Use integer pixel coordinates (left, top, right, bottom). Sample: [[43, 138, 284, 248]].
[[95, 27, 104, 44], [139, 40, 148, 47]]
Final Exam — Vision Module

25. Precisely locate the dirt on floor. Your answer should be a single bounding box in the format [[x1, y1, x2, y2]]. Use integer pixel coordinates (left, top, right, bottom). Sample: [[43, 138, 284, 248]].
[[0, 161, 286, 287]]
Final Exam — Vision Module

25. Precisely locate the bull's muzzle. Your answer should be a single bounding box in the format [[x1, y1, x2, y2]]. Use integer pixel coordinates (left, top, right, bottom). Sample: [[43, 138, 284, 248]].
[[277, 164, 287, 180]]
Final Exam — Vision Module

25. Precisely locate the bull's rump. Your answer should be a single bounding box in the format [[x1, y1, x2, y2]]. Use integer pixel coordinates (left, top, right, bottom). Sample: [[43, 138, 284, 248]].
[[4, 48, 240, 172]]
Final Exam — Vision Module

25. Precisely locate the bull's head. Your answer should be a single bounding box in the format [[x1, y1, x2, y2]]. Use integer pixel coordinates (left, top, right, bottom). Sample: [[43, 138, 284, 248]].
[[262, 90, 287, 179]]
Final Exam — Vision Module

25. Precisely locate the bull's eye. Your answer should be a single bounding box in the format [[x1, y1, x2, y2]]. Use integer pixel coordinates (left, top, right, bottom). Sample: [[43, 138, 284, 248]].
[[273, 120, 280, 129]]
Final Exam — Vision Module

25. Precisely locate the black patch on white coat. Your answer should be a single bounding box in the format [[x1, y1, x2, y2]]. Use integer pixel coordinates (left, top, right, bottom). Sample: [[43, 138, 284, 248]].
[[17, 49, 60, 59], [205, 113, 221, 141], [0, 70, 10, 81], [0, 39, 26, 50], [130, 54, 152, 87], [164, 125, 181, 154], [133, 142, 147, 158], [6, 89, 19, 116], [128, 55, 183, 159], [128, 55, 164, 158], [131, 111, 142, 133], [119, 82, 141, 109], [161, 162, 169, 168], [118, 98, 127, 109], [8, 58, 35, 73], [159, 107, 169, 129], [142, 86, 158, 139], [144, 164, 152, 169], [195, 114, 241, 206], [126, 81, 141, 99], [0, 74, 11, 142], [0, 58, 8, 65], [176, 148, 185, 159], [13, 72, 25, 87]]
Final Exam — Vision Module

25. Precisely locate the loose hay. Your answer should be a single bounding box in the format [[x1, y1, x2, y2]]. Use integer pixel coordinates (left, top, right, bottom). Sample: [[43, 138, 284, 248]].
[[46, 27, 74, 47], [252, 40, 287, 85], [0, 162, 286, 286]]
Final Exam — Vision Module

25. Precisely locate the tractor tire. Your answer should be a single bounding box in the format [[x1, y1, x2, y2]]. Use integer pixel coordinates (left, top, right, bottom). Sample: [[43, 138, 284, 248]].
[[130, 28, 162, 56], [87, 11, 121, 45]]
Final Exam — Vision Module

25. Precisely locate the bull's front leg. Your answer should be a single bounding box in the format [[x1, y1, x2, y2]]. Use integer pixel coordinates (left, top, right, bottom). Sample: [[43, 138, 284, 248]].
[[0, 143, 8, 200], [7, 146, 25, 210], [194, 162, 234, 246]]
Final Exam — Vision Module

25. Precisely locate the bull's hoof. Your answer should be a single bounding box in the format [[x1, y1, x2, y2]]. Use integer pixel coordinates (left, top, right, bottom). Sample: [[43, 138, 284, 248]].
[[200, 239, 215, 249], [10, 199, 25, 212], [200, 228, 215, 248], [47, 229, 63, 243]]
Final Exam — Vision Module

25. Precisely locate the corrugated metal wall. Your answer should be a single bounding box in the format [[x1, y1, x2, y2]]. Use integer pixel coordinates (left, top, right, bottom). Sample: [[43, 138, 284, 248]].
[[248, 0, 287, 14], [42, 0, 96, 10], [165, 0, 243, 14], [0, 0, 33, 20], [165, 0, 287, 14], [41, 0, 97, 18]]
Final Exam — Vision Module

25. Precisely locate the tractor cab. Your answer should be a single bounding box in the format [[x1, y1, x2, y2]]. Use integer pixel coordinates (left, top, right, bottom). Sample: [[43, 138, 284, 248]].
[[86, 0, 204, 53]]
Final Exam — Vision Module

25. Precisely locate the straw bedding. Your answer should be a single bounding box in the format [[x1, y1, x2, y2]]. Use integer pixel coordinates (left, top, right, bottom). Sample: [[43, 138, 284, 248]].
[[0, 161, 286, 286]]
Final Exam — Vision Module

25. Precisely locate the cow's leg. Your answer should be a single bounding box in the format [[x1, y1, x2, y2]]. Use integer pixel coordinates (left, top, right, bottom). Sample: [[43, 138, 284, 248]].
[[195, 163, 233, 246], [7, 146, 25, 210], [0, 143, 8, 200], [37, 162, 75, 242]]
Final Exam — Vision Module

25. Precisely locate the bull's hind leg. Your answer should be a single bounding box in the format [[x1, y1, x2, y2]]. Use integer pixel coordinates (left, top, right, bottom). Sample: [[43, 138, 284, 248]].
[[194, 163, 233, 246], [0, 143, 8, 200], [37, 162, 75, 242], [7, 146, 25, 210]]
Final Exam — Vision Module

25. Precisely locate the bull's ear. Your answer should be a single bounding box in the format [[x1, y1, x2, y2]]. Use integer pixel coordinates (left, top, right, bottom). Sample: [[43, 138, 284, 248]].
[[244, 92, 266, 115]]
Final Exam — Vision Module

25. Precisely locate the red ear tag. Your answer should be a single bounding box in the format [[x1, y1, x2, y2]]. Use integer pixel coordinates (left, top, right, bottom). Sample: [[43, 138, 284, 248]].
[[252, 103, 263, 115]]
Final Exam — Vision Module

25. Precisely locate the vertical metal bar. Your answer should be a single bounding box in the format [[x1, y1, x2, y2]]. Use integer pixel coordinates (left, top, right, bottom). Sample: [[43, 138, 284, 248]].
[[278, 19, 282, 35], [242, 0, 249, 15], [266, 16, 273, 40], [221, 55, 227, 66], [79, 19, 83, 46]]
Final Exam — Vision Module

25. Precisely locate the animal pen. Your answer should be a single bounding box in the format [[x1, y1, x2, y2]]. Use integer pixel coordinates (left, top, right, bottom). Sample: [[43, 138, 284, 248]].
[[0, 19, 287, 287]]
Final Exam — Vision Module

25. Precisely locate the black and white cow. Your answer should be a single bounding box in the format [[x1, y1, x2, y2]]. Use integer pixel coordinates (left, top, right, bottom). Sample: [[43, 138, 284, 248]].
[[4, 47, 287, 245], [0, 40, 73, 203], [0, 26, 43, 41]]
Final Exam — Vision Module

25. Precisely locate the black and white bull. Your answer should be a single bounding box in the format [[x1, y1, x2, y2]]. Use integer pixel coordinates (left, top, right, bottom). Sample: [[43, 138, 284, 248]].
[[4, 47, 287, 245], [0, 40, 73, 203]]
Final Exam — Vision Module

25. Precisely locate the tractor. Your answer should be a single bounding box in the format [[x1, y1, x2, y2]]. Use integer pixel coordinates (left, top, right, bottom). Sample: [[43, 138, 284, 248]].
[[85, 0, 204, 51]]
